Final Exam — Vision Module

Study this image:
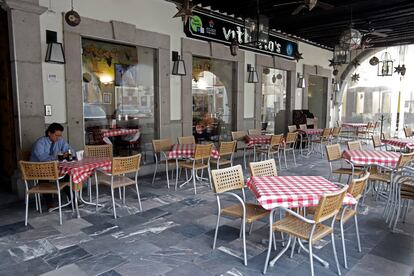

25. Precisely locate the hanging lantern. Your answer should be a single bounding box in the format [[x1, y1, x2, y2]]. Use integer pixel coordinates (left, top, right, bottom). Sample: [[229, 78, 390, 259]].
[[230, 38, 239, 56], [339, 28, 362, 50], [377, 51, 393, 76], [244, 1, 269, 48], [333, 45, 350, 64]]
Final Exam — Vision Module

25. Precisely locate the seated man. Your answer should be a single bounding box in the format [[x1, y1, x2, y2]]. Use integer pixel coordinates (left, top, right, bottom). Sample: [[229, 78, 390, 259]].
[[30, 123, 74, 209], [31, 123, 74, 162]]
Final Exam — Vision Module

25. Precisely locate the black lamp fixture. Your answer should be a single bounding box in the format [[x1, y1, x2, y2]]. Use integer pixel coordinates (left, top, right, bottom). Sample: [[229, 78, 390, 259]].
[[45, 30, 65, 64], [230, 38, 239, 56], [247, 64, 258, 83], [244, 0, 269, 47], [297, 73, 305, 88], [333, 45, 350, 65], [172, 51, 186, 76], [378, 51, 393, 76]]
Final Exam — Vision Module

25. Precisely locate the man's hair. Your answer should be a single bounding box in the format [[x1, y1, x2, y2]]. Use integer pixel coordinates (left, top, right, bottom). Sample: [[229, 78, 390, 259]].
[[45, 123, 64, 136]]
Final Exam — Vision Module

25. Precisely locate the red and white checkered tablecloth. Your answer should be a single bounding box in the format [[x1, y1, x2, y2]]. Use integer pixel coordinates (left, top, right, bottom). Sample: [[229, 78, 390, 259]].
[[246, 176, 356, 210], [341, 123, 368, 128], [342, 149, 400, 167], [246, 135, 272, 147], [59, 157, 112, 191], [382, 138, 414, 150], [101, 128, 139, 138], [167, 144, 220, 159], [297, 129, 323, 135]]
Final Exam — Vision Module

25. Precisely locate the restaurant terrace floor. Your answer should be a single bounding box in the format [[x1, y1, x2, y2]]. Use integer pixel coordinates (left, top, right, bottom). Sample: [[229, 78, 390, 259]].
[[0, 149, 413, 276]]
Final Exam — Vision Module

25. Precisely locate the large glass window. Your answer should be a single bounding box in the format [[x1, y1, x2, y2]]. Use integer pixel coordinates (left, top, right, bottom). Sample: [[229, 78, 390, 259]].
[[192, 57, 234, 143], [261, 68, 287, 134], [81, 38, 156, 156], [341, 46, 414, 136]]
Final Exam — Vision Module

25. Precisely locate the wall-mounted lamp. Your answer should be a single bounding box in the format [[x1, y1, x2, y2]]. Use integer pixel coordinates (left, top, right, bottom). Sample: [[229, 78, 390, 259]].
[[333, 80, 340, 93], [230, 38, 239, 56], [172, 51, 186, 76], [297, 73, 305, 88], [247, 64, 258, 83], [45, 30, 65, 64]]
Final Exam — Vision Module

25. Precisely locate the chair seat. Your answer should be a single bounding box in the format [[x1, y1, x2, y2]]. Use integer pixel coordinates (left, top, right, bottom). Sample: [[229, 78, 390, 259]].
[[98, 175, 136, 188], [179, 162, 209, 170], [273, 215, 333, 243], [369, 172, 390, 182], [27, 181, 69, 194], [332, 168, 364, 176], [222, 203, 269, 223], [336, 208, 357, 223]]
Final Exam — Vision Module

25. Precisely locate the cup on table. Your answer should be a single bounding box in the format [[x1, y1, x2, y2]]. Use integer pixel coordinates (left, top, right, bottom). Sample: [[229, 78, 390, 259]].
[[76, 150, 84, 161], [57, 152, 64, 161]]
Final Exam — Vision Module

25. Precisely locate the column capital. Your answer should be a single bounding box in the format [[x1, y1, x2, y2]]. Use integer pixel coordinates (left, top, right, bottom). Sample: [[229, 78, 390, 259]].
[[2, 0, 47, 15]]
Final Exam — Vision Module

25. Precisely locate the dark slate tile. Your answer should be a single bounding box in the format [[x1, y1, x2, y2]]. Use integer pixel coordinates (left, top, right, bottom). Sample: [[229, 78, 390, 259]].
[[81, 222, 119, 237], [97, 269, 122, 276], [108, 213, 148, 229], [0, 257, 52, 276], [0, 250, 16, 266], [115, 260, 173, 275], [42, 245, 92, 269], [0, 221, 32, 238], [8, 238, 57, 262], [165, 263, 210, 276], [347, 254, 414, 276], [370, 232, 414, 267], [76, 251, 127, 275], [82, 214, 114, 226], [138, 207, 169, 220], [170, 223, 207, 238], [205, 225, 240, 243]]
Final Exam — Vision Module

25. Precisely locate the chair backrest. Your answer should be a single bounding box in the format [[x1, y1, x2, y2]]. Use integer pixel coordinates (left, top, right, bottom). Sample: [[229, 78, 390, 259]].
[[347, 140, 362, 151], [321, 128, 331, 138], [299, 124, 307, 130], [211, 165, 245, 194], [397, 151, 414, 168], [177, 136, 196, 144], [331, 127, 341, 137], [374, 121, 380, 129], [248, 129, 261, 135], [404, 127, 412, 138], [152, 138, 172, 153], [84, 144, 113, 158], [313, 185, 348, 223], [194, 143, 213, 160], [287, 125, 297, 133], [270, 134, 283, 149], [348, 173, 370, 201], [249, 159, 278, 177], [382, 132, 391, 139], [231, 131, 247, 141], [372, 134, 382, 148], [219, 141, 236, 156], [111, 154, 141, 175], [19, 161, 59, 181], [285, 132, 297, 144], [325, 144, 342, 162]]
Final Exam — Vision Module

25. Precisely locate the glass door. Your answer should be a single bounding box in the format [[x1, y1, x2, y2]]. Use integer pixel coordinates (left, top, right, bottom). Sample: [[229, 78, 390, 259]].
[[261, 68, 287, 134]]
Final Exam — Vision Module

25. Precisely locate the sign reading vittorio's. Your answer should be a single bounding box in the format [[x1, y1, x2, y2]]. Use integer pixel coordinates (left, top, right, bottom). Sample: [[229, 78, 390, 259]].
[[184, 10, 298, 60]]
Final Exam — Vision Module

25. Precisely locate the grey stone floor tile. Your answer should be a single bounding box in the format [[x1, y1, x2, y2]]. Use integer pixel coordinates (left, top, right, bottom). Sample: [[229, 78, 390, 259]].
[[347, 254, 413, 276], [76, 251, 127, 275], [115, 260, 173, 276], [47, 232, 92, 250], [8, 238, 57, 262], [0, 257, 53, 276], [0, 221, 32, 238], [40, 264, 88, 276], [42, 245, 92, 269], [370, 232, 414, 267], [53, 218, 93, 235], [165, 263, 211, 276]]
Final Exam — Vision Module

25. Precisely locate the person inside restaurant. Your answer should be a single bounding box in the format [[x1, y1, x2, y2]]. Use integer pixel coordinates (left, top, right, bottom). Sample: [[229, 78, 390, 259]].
[[30, 123, 74, 209]]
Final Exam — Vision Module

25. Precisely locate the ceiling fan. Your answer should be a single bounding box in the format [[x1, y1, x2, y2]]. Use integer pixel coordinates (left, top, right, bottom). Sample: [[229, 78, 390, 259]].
[[273, 0, 334, 15]]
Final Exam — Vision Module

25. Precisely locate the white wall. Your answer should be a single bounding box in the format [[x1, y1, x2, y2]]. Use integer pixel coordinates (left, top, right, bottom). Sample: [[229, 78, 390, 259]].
[[39, 0, 332, 124]]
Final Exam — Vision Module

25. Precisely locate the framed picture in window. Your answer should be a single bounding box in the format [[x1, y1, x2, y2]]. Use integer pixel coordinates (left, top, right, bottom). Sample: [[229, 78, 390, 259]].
[[103, 92, 112, 104]]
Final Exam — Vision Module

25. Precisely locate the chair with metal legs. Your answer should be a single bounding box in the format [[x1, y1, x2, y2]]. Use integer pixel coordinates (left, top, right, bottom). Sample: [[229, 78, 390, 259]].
[[337, 173, 370, 269], [248, 129, 262, 135], [256, 134, 283, 168], [391, 173, 414, 230], [347, 140, 362, 151], [231, 131, 253, 169], [177, 135, 196, 145], [210, 141, 236, 169], [263, 186, 348, 275], [211, 165, 269, 266], [280, 132, 297, 168], [95, 154, 142, 219], [325, 144, 364, 184], [151, 138, 178, 188], [19, 161, 71, 225]]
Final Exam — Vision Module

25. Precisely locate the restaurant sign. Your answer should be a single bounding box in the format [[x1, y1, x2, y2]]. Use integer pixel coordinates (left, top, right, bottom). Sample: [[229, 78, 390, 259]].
[[184, 11, 298, 60]]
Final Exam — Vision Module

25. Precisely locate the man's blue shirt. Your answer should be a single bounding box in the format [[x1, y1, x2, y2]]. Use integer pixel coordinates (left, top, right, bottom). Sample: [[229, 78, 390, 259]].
[[30, 136, 73, 162]]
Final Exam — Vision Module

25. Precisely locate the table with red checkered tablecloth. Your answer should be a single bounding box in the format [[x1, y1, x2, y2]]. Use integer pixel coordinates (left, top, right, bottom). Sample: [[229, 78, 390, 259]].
[[381, 138, 414, 150], [59, 157, 112, 191], [101, 128, 139, 138], [342, 149, 400, 167], [167, 144, 220, 159], [246, 135, 272, 147], [246, 175, 356, 210], [296, 129, 323, 135], [341, 123, 368, 129]]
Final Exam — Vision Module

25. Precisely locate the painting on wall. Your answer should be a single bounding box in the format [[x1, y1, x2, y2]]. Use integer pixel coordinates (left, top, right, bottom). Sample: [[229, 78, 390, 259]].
[[103, 92, 112, 104]]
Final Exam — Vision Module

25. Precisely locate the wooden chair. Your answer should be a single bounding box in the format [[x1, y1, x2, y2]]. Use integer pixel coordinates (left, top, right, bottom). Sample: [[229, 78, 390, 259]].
[[382, 132, 391, 139], [404, 127, 413, 138], [96, 154, 142, 218], [263, 186, 348, 275], [372, 134, 385, 150], [281, 132, 297, 168], [325, 144, 364, 183], [84, 144, 113, 158], [299, 124, 307, 130], [151, 138, 178, 188], [356, 122, 373, 141], [248, 129, 261, 135], [210, 141, 236, 169], [288, 125, 297, 133], [249, 159, 278, 177], [176, 143, 212, 194], [231, 131, 252, 169], [330, 127, 342, 143], [337, 173, 370, 269], [19, 161, 71, 225], [256, 134, 283, 169], [177, 135, 195, 145], [391, 173, 414, 230], [311, 128, 331, 157], [347, 140, 362, 151], [211, 165, 269, 266]]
